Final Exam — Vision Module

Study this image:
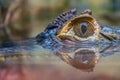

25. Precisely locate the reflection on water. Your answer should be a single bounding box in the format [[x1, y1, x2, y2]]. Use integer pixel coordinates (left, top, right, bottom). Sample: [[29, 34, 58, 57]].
[[0, 43, 120, 80], [56, 49, 99, 72]]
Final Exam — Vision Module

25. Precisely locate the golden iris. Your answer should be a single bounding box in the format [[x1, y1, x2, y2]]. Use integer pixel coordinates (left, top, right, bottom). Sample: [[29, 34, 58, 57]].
[[73, 21, 95, 38]]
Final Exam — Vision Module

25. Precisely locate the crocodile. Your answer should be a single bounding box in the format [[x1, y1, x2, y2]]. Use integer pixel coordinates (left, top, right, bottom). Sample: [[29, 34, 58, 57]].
[[0, 8, 120, 71]]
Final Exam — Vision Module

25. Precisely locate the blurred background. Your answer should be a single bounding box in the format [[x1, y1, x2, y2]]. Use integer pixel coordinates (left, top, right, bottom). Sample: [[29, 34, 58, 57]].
[[0, 0, 120, 41], [0, 0, 120, 80]]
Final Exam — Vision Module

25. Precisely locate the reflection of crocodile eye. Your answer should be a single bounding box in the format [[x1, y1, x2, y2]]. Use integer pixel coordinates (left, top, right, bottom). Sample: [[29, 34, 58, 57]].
[[73, 21, 94, 38]]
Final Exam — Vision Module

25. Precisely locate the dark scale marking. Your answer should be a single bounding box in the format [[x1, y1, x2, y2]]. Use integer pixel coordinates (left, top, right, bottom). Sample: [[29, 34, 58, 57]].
[[100, 32, 113, 41], [0, 41, 18, 48], [45, 24, 58, 30]]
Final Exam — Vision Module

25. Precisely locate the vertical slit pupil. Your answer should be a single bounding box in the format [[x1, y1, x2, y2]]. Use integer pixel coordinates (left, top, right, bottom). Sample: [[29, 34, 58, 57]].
[[81, 22, 88, 34]]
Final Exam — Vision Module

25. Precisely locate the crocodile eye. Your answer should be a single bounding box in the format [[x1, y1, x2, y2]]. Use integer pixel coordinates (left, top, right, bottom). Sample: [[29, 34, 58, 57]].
[[73, 21, 94, 38]]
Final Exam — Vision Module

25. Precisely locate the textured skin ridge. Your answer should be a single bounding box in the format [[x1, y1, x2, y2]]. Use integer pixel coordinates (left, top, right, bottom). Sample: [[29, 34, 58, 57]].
[[45, 8, 77, 35]]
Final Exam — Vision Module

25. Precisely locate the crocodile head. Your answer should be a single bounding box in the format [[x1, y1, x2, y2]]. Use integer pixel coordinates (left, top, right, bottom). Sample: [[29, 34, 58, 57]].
[[36, 8, 120, 72]]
